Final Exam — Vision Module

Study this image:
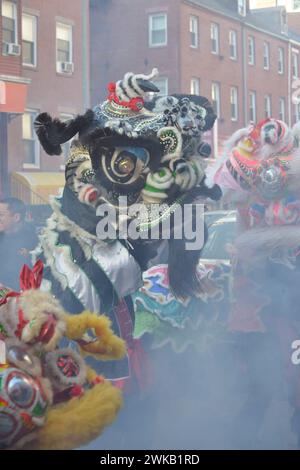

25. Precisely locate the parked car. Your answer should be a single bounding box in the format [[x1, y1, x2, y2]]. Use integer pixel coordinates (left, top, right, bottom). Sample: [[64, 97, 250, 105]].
[[202, 211, 237, 267]]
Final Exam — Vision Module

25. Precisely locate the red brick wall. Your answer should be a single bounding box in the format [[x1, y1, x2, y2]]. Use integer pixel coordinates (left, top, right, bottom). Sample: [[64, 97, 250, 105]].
[[0, 0, 23, 77], [1, 0, 88, 176], [90, 0, 295, 151], [179, 3, 245, 140], [90, 0, 181, 104]]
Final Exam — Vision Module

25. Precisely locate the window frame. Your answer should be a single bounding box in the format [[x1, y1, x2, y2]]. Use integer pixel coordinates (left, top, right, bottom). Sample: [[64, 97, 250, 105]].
[[264, 94, 272, 119], [189, 15, 199, 49], [229, 30, 238, 61], [230, 86, 238, 122], [22, 13, 37, 68], [238, 0, 247, 17], [56, 21, 73, 72], [211, 23, 220, 55], [249, 91, 257, 123], [2, 0, 18, 45], [153, 76, 168, 96], [263, 41, 270, 71], [211, 82, 221, 119], [278, 47, 284, 75], [292, 51, 299, 79], [191, 77, 200, 95], [148, 13, 168, 48], [22, 108, 40, 169], [279, 97, 286, 122], [248, 36, 255, 66]]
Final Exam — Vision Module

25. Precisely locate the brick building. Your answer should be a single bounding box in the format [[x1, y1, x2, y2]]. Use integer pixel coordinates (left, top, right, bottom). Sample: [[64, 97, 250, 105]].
[[0, 0, 89, 200], [90, 0, 300, 152], [250, 1, 300, 11]]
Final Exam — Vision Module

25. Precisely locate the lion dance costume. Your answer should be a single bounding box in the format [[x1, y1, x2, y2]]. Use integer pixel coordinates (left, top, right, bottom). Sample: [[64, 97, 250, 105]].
[[33, 68, 221, 384], [0, 261, 125, 450], [209, 118, 300, 446], [0, 69, 223, 449]]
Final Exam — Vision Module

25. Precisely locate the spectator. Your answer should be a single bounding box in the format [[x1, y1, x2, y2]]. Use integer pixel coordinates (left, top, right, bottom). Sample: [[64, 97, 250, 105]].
[[0, 198, 38, 290]]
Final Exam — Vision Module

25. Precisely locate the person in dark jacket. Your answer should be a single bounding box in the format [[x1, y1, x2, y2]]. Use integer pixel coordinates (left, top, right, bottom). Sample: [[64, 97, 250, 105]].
[[0, 197, 38, 290]]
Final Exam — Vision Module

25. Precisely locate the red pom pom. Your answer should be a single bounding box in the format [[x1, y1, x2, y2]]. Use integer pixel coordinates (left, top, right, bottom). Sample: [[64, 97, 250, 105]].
[[92, 376, 104, 386], [107, 82, 116, 93], [70, 385, 84, 397]]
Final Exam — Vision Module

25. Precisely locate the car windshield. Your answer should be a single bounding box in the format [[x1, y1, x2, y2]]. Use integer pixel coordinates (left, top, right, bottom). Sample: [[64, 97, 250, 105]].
[[201, 220, 236, 260]]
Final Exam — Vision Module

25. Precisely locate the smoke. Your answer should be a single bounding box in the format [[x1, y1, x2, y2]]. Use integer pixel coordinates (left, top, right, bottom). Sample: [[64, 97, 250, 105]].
[[82, 302, 299, 450], [81, 230, 300, 450]]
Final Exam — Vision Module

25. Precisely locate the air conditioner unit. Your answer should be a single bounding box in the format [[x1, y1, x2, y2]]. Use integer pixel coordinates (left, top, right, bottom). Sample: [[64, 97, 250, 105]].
[[58, 62, 74, 74], [3, 43, 21, 56]]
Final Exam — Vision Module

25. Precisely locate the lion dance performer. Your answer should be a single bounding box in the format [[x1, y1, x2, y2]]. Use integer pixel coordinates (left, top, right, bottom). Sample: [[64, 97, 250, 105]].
[[33, 68, 222, 390], [208, 118, 300, 447]]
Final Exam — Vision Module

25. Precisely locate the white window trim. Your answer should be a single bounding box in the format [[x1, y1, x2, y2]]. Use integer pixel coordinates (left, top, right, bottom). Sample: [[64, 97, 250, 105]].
[[211, 23, 219, 55], [248, 36, 255, 66], [264, 95, 272, 118], [22, 108, 40, 170], [278, 47, 284, 75], [22, 13, 37, 68], [2, 1, 18, 45], [249, 91, 257, 122], [292, 52, 299, 79], [263, 42, 270, 71], [229, 30, 237, 60], [148, 13, 167, 48], [189, 15, 198, 49], [279, 97, 286, 121], [56, 22, 73, 74], [295, 102, 300, 123], [191, 77, 200, 95], [238, 0, 247, 17], [212, 82, 221, 119], [230, 87, 238, 122], [153, 76, 168, 96]]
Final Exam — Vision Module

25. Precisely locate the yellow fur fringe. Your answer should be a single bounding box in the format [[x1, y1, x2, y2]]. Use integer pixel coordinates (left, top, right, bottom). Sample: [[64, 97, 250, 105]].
[[64, 311, 126, 361], [30, 381, 123, 450]]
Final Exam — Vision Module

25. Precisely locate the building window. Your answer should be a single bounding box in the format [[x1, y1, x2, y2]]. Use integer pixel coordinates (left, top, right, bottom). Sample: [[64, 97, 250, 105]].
[[294, 102, 300, 124], [191, 78, 200, 95], [249, 91, 257, 122], [2, 1, 17, 44], [230, 87, 238, 121], [22, 110, 40, 167], [22, 14, 37, 67], [264, 95, 272, 119], [190, 15, 198, 48], [248, 36, 255, 65], [263, 42, 270, 70], [229, 30, 237, 60], [292, 52, 299, 79], [211, 23, 219, 55], [278, 47, 284, 74], [153, 77, 168, 96], [279, 97, 286, 121], [238, 0, 247, 17], [294, 1, 300, 10], [211, 82, 221, 118], [149, 13, 167, 47], [56, 22, 73, 73]]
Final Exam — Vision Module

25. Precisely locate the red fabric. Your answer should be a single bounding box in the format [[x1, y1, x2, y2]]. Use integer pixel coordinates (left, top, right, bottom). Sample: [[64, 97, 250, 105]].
[[15, 308, 29, 339], [20, 260, 44, 291], [107, 82, 144, 112], [114, 299, 154, 392], [128, 339, 154, 391]]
